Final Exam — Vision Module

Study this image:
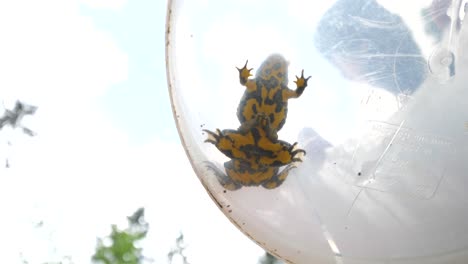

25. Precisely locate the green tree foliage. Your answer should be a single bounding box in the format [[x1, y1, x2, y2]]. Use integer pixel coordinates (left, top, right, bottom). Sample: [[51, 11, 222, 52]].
[[0, 100, 38, 168], [258, 252, 283, 264], [93, 208, 149, 264], [0, 100, 37, 136]]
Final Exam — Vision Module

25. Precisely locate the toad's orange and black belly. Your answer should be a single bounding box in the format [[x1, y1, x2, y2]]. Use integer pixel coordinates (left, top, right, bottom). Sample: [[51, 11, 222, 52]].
[[204, 115, 304, 168], [237, 54, 309, 133], [204, 54, 310, 190]]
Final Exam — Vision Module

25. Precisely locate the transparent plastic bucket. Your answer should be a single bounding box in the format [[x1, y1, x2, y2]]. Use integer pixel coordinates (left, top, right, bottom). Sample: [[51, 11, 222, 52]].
[[166, 0, 468, 263]]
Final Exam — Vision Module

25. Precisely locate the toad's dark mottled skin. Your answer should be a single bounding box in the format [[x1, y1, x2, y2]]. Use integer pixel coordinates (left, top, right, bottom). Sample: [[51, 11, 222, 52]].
[[237, 54, 310, 133], [203, 54, 311, 190]]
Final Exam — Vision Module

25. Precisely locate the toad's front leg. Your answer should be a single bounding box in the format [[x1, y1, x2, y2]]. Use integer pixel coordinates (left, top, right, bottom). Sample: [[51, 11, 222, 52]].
[[283, 70, 312, 99], [236, 60, 257, 92]]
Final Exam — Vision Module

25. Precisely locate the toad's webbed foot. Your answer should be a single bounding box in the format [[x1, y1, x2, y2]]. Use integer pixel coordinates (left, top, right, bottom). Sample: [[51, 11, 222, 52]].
[[236, 60, 253, 86], [203, 128, 238, 159], [290, 142, 306, 162], [261, 164, 297, 189], [205, 161, 242, 191], [258, 141, 306, 167], [203, 128, 223, 145], [204, 128, 257, 161], [293, 70, 311, 97]]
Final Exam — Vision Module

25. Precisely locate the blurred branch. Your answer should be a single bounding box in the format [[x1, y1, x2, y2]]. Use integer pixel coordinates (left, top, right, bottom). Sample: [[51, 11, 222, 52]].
[[167, 233, 189, 264], [0, 100, 38, 168], [0, 100, 38, 135]]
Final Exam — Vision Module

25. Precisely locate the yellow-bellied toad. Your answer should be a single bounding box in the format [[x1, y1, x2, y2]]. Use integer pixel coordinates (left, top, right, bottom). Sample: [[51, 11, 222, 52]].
[[203, 54, 311, 190]]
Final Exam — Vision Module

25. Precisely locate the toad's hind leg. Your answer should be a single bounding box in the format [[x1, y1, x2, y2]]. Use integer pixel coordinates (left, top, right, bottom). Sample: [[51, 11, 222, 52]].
[[205, 161, 242, 191], [261, 164, 297, 189]]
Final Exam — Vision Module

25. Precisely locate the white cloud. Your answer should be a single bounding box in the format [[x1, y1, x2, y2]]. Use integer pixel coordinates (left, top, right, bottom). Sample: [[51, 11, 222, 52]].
[[0, 0, 133, 262], [0, 0, 128, 107], [79, 0, 127, 10], [286, 0, 334, 29], [0, 101, 264, 263], [0, 1, 262, 260]]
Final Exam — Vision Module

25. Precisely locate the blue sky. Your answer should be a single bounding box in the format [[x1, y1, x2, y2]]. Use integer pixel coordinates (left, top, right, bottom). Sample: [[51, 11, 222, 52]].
[[0, 0, 265, 263], [81, 1, 175, 144], [0, 0, 396, 262], [1, 0, 450, 263]]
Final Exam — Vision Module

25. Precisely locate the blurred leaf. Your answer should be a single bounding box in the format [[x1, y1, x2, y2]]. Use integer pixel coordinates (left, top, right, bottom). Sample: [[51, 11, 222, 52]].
[[0, 100, 37, 132], [0, 100, 38, 168], [92, 208, 148, 264], [258, 251, 283, 264]]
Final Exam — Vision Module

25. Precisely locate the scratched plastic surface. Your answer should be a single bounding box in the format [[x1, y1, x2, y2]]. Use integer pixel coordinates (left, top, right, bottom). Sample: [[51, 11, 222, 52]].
[[166, 0, 468, 263]]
